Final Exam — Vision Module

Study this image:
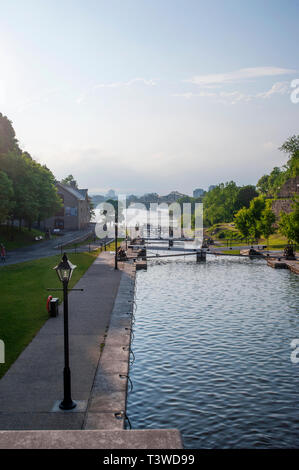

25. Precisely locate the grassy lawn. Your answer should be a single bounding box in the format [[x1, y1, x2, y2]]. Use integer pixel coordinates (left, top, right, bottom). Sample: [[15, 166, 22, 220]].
[[0, 250, 100, 379], [259, 233, 289, 250], [0, 225, 47, 250], [218, 249, 241, 255], [206, 224, 291, 250], [105, 239, 123, 251], [65, 238, 124, 252]]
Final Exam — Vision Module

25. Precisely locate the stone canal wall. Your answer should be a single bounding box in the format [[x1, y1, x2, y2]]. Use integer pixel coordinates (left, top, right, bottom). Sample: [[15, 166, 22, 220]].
[[84, 261, 136, 430]]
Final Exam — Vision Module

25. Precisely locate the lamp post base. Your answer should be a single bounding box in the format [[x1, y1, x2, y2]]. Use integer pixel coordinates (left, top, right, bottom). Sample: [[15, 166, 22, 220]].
[[59, 400, 77, 411]]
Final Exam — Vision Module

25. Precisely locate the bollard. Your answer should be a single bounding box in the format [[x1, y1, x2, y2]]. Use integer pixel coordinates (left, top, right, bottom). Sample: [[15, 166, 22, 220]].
[[196, 250, 206, 262]]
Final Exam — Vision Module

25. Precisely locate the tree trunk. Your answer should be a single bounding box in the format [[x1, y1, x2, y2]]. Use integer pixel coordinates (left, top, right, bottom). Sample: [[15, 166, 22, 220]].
[[10, 218, 14, 241]]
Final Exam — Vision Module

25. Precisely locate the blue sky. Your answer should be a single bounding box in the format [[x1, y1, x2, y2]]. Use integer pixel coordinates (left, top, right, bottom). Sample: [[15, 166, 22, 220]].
[[0, 0, 298, 195]]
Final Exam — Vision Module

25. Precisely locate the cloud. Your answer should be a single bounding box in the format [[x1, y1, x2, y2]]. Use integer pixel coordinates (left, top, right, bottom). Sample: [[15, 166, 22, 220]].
[[256, 81, 290, 98], [173, 81, 292, 104], [186, 67, 296, 87], [94, 78, 157, 89], [76, 78, 157, 104], [172, 91, 217, 99]]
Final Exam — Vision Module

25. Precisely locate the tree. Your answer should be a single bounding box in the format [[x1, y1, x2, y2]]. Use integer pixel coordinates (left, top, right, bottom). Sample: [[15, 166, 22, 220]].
[[34, 164, 62, 226], [236, 185, 258, 210], [279, 135, 299, 178], [61, 174, 78, 188], [235, 196, 273, 242], [256, 174, 270, 195], [279, 197, 299, 244], [0, 113, 62, 234], [203, 181, 240, 226], [257, 200, 276, 246], [0, 113, 19, 155], [234, 207, 252, 240], [0, 170, 14, 222], [279, 135, 299, 155], [0, 150, 62, 232], [202, 181, 256, 226]]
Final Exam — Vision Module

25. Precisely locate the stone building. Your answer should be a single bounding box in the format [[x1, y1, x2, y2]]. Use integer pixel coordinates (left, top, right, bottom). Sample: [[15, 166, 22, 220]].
[[45, 182, 91, 231], [271, 175, 299, 218]]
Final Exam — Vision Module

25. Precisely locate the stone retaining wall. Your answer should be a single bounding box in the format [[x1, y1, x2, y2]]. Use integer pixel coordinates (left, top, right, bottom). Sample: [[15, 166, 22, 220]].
[[84, 262, 136, 430]]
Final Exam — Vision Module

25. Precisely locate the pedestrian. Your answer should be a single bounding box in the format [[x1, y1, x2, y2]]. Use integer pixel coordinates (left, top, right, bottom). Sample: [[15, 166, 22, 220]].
[[0, 244, 6, 262]]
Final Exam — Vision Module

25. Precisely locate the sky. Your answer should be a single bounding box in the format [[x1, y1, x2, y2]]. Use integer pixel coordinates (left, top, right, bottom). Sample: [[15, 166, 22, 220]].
[[0, 0, 298, 195]]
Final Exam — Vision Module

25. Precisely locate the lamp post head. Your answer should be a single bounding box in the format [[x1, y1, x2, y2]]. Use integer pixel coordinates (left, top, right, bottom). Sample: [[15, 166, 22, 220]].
[[54, 252, 76, 283]]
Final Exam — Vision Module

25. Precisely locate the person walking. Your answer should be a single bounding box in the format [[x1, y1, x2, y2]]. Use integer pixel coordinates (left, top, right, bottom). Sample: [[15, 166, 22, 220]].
[[1, 244, 6, 262]]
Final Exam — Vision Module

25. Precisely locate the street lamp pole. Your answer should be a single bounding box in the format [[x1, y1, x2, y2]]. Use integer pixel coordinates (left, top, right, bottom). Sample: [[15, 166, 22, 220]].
[[115, 213, 118, 270], [53, 253, 77, 410], [60, 278, 76, 410]]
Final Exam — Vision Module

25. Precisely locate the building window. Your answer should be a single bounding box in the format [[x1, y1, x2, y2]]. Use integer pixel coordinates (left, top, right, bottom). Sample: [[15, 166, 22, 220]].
[[65, 207, 78, 216]]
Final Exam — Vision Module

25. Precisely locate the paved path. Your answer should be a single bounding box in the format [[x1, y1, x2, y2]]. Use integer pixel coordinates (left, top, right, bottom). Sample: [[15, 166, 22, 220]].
[[2, 229, 92, 266], [0, 252, 122, 430]]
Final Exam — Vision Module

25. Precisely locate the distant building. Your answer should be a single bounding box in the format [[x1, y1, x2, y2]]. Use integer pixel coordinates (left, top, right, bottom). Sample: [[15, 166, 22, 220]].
[[45, 182, 91, 231], [193, 188, 205, 198], [208, 185, 217, 192]]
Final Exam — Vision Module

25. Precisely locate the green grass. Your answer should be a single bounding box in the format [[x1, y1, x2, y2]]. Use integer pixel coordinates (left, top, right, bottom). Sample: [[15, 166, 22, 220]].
[[206, 224, 291, 251], [105, 239, 123, 251], [63, 237, 124, 251], [0, 250, 100, 379], [259, 233, 289, 250], [219, 249, 241, 255], [0, 225, 47, 250]]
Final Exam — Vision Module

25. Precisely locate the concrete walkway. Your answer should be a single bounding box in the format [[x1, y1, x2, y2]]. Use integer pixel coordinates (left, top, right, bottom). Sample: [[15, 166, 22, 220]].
[[0, 252, 121, 430], [2, 229, 92, 266]]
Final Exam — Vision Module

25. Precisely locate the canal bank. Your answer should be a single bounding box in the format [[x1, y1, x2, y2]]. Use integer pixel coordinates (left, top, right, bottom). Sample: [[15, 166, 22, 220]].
[[0, 252, 121, 430]]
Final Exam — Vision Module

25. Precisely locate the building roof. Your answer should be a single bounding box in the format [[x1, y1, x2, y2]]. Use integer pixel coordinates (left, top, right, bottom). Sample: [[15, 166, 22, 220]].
[[78, 189, 88, 198], [58, 182, 87, 201]]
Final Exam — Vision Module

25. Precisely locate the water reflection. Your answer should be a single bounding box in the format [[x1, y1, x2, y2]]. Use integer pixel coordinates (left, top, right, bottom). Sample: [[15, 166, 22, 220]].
[[127, 252, 299, 448]]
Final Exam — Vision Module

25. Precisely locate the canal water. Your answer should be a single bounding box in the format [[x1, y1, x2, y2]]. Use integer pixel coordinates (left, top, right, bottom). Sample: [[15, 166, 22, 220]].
[[126, 251, 299, 448]]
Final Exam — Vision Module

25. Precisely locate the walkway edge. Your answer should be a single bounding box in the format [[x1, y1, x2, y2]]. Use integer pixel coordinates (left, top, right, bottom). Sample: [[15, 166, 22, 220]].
[[83, 262, 136, 430], [0, 429, 183, 449]]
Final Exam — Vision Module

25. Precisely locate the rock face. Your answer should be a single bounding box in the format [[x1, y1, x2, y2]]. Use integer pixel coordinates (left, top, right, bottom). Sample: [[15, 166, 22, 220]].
[[271, 176, 299, 219], [272, 198, 294, 218], [277, 176, 299, 198]]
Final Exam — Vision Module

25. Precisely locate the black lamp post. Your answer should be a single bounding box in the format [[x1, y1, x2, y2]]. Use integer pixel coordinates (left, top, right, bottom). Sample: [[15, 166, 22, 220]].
[[54, 253, 77, 410], [115, 214, 118, 270]]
